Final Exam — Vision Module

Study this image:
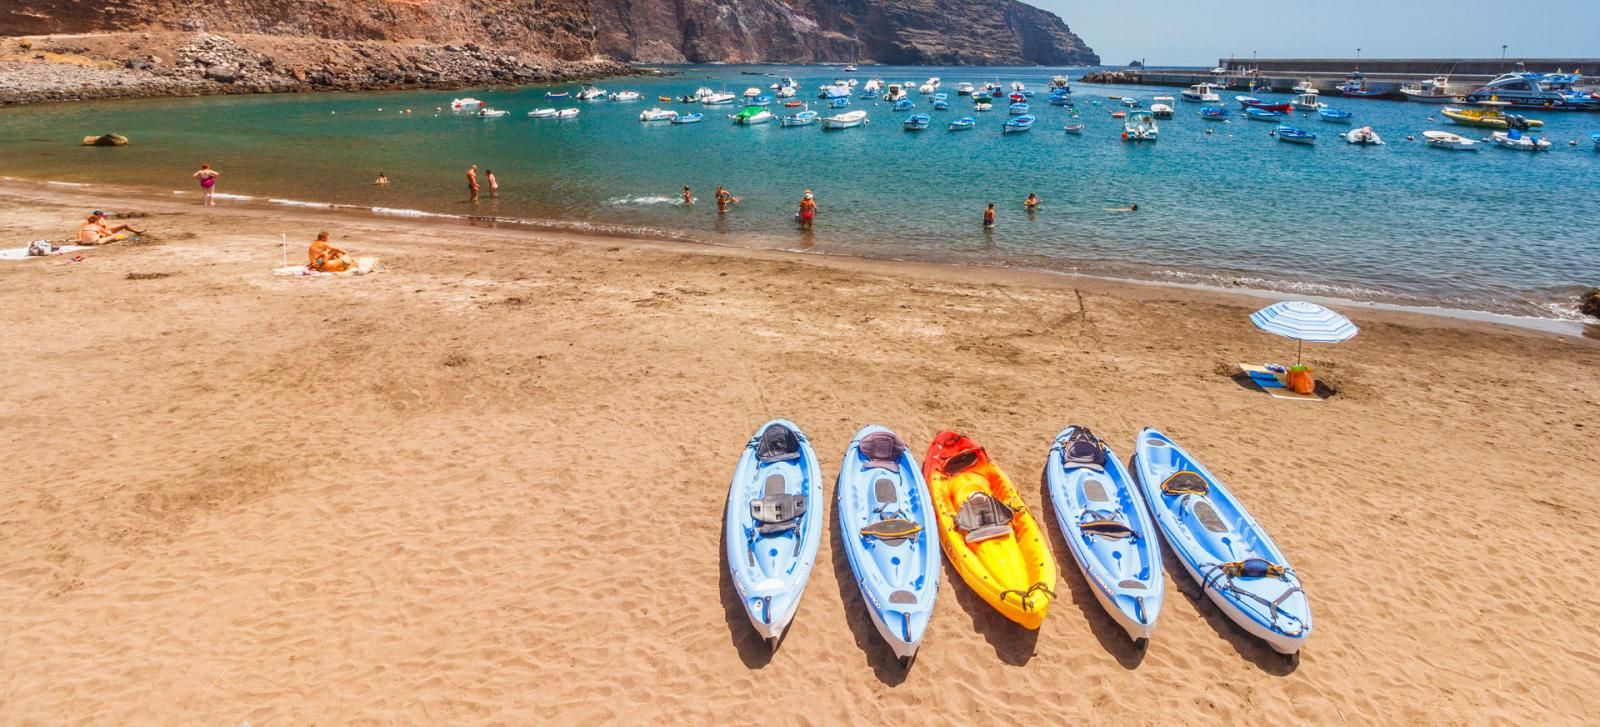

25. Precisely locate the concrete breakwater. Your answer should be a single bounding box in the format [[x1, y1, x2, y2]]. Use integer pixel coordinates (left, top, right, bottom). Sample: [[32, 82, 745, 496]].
[[1081, 57, 1599, 100]]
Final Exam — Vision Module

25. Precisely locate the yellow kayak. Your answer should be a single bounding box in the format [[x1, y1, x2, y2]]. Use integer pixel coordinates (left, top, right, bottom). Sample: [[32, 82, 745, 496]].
[[1441, 105, 1544, 129], [923, 431, 1058, 629]]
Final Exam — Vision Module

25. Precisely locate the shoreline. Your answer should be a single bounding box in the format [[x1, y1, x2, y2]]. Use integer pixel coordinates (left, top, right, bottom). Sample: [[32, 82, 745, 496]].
[[5, 176, 1592, 338]]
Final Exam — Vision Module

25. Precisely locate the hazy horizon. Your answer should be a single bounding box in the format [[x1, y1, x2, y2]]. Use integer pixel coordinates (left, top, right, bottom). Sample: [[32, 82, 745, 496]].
[[1033, 0, 1599, 68]]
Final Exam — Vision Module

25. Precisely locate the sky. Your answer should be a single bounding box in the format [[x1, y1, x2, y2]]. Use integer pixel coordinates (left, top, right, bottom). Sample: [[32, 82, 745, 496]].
[[1030, 0, 1600, 67]]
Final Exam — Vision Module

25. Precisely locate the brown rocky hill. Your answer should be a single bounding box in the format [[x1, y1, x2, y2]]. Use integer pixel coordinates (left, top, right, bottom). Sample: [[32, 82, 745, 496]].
[[2, 0, 1097, 65]]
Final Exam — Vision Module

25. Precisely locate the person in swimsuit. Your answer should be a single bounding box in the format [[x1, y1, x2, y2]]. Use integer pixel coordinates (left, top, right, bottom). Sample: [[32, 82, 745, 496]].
[[467, 165, 479, 202], [683, 185, 693, 205], [486, 169, 498, 198], [983, 202, 996, 229], [798, 191, 817, 230], [193, 163, 220, 206], [77, 211, 144, 245], [1024, 193, 1040, 212], [1106, 203, 1139, 212], [375, 173, 389, 185], [307, 231, 356, 272], [715, 184, 735, 213]]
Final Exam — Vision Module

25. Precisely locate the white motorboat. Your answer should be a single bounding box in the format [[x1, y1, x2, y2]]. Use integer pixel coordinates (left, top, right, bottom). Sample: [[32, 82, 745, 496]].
[[1050, 75, 1070, 90], [450, 97, 484, 109], [639, 107, 679, 122], [1180, 83, 1220, 103], [776, 86, 796, 98], [477, 108, 508, 118], [1010, 81, 1027, 93], [821, 110, 869, 129], [844, 64, 858, 72], [1400, 76, 1459, 103], [703, 92, 738, 105], [527, 108, 558, 118], [956, 82, 974, 96], [744, 87, 763, 98], [1344, 126, 1384, 145], [609, 91, 641, 102], [1292, 92, 1325, 111], [576, 86, 605, 101], [1150, 103, 1174, 118], [1123, 110, 1158, 141], [918, 77, 941, 94], [1422, 130, 1480, 150], [883, 84, 907, 102], [1491, 130, 1550, 151], [693, 87, 716, 101], [864, 79, 883, 93], [1292, 78, 1317, 94], [973, 100, 993, 112], [554, 108, 580, 119]]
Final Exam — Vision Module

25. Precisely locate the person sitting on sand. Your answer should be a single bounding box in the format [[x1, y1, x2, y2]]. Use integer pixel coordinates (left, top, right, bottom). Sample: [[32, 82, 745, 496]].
[[1024, 193, 1040, 211], [1106, 203, 1139, 213], [308, 231, 357, 272], [77, 211, 144, 245]]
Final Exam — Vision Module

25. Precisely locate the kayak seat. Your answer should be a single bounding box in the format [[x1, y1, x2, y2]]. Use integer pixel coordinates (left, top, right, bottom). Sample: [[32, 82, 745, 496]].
[[752, 473, 806, 535], [1192, 499, 1228, 534], [1082, 478, 1111, 503], [1078, 518, 1136, 539], [955, 492, 1015, 544], [861, 517, 922, 543], [858, 431, 905, 473], [942, 449, 981, 475], [1063, 428, 1106, 469], [756, 424, 801, 463], [1162, 471, 1209, 496], [889, 590, 917, 605]]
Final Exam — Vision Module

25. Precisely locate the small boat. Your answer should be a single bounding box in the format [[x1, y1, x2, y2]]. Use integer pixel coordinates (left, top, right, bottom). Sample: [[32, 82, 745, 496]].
[[1276, 125, 1317, 145], [783, 100, 803, 107], [609, 91, 641, 102], [657, 96, 672, 102], [1399, 76, 1458, 103], [1338, 70, 1396, 99], [956, 82, 975, 96], [1048, 93, 1073, 107], [451, 97, 484, 109], [1008, 93, 1026, 104], [1003, 114, 1035, 133], [1134, 429, 1311, 654], [476, 108, 508, 118], [1317, 107, 1353, 123], [1111, 110, 1127, 119], [973, 100, 993, 112], [843, 64, 858, 72], [1045, 427, 1164, 643], [1199, 106, 1229, 120], [527, 108, 558, 119], [677, 95, 697, 103], [576, 86, 605, 101], [725, 420, 824, 644], [1009, 102, 1030, 115], [753, 95, 773, 106], [1421, 130, 1479, 150], [892, 99, 914, 112], [1150, 103, 1173, 118], [1345, 126, 1383, 145], [1123, 110, 1158, 141], [1292, 78, 1317, 94], [1238, 96, 1293, 113], [828, 97, 851, 109], [776, 86, 797, 98], [1592, 132, 1600, 151], [693, 87, 715, 101], [781, 109, 818, 126], [821, 110, 869, 130], [554, 108, 580, 119], [903, 114, 931, 130], [1244, 106, 1281, 121], [948, 116, 976, 131], [1492, 129, 1551, 151], [1152, 94, 1175, 105], [743, 87, 762, 98], [1121, 97, 1141, 108], [818, 84, 851, 101], [1063, 122, 1085, 134], [1465, 72, 1600, 111], [884, 84, 907, 102], [703, 92, 738, 106], [1441, 103, 1543, 130], [1010, 81, 1027, 94], [671, 112, 704, 124], [730, 105, 773, 125], [933, 99, 949, 111], [863, 79, 882, 93], [542, 91, 569, 100], [933, 92, 949, 102], [918, 77, 940, 95], [1050, 75, 1071, 90], [1181, 83, 1221, 103], [638, 107, 678, 122], [859, 89, 878, 100], [1292, 92, 1324, 111]]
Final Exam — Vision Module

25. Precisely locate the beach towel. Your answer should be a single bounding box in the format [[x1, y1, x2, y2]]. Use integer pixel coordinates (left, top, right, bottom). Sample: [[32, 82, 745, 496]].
[[273, 257, 380, 277], [1, 244, 90, 261], [1237, 363, 1322, 402]]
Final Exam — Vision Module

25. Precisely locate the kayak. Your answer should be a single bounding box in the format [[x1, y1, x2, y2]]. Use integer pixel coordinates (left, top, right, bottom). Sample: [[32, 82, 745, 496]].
[[836, 426, 940, 661], [725, 419, 824, 645], [924, 431, 1057, 629], [1045, 426, 1164, 642], [1133, 428, 1311, 655]]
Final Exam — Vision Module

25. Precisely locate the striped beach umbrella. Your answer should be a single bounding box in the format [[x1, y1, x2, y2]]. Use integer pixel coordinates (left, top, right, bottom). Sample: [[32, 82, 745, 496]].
[[1250, 301, 1358, 364]]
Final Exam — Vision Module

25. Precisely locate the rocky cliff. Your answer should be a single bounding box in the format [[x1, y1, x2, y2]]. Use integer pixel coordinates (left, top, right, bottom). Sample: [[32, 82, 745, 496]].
[[3, 0, 1096, 66]]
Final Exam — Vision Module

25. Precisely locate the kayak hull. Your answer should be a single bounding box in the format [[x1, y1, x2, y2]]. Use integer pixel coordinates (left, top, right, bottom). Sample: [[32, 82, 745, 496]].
[[725, 419, 824, 642]]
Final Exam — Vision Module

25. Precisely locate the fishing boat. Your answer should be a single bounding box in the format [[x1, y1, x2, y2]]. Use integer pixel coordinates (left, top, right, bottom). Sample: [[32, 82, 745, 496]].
[[821, 110, 869, 130], [1592, 132, 1600, 151], [956, 82, 975, 96], [974, 100, 993, 112], [1317, 107, 1353, 123], [1123, 110, 1158, 141], [1002, 114, 1035, 133], [903, 114, 931, 131], [730, 105, 773, 125], [918, 77, 941, 94], [693, 87, 716, 101], [543, 91, 569, 100], [1441, 103, 1543, 130], [1399, 76, 1458, 103], [1050, 75, 1071, 90], [1150, 103, 1174, 118], [780, 109, 818, 127], [1009, 102, 1030, 115], [1121, 97, 1141, 108], [1181, 83, 1221, 103], [948, 116, 976, 131], [743, 87, 762, 98], [1344, 126, 1383, 145], [776, 86, 797, 98], [1491, 129, 1551, 151], [477, 108, 508, 118], [892, 99, 914, 112], [1292, 92, 1325, 111], [933, 99, 949, 111], [1245, 107, 1281, 121], [1010, 81, 1027, 94], [671, 112, 704, 124], [1111, 110, 1127, 119], [451, 97, 484, 109], [1421, 130, 1478, 150], [1063, 122, 1085, 134], [576, 86, 606, 101], [1338, 71, 1396, 98], [844, 64, 858, 72], [884, 84, 907, 102], [554, 108, 580, 118], [1199, 106, 1229, 120], [1292, 78, 1317, 94], [1465, 72, 1600, 110], [818, 84, 851, 101], [828, 96, 851, 109], [638, 107, 678, 122], [527, 108, 558, 118], [1238, 96, 1293, 113], [608, 91, 641, 102], [1276, 125, 1317, 145], [702, 92, 738, 106], [1048, 93, 1073, 107], [753, 95, 773, 106]]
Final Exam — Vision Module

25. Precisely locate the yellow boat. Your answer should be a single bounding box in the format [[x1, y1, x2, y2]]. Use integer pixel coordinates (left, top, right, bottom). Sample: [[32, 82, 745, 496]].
[[923, 431, 1058, 629], [1441, 104, 1544, 130]]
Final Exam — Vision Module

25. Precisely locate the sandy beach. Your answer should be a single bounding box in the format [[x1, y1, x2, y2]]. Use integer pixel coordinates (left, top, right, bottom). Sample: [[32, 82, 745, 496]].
[[2, 182, 1598, 725]]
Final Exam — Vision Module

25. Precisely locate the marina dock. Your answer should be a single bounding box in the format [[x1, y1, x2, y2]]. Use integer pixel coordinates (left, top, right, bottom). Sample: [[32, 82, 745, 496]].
[[1090, 57, 1600, 98]]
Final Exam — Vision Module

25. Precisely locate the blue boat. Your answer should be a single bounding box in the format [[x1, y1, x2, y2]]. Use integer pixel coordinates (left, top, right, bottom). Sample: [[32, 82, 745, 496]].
[[828, 97, 850, 109], [671, 112, 704, 124], [1276, 125, 1318, 145], [1465, 72, 1600, 111], [948, 116, 976, 131], [835, 426, 941, 661], [933, 99, 949, 111], [1009, 102, 1030, 115], [1046, 426, 1164, 643], [1199, 106, 1229, 120], [1048, 94, 1073, 106], [903, 114, 931, 131], [860, 89, 879, 100], [1317, 107, 1353, 124], [1338, 71, 1397, 99], [779, 110, 818, 127], [1244, 106, 1282, 121], [725, 420, 824, 644], [1592, 132, 1600, 150], [753, 95, 773, 107], [1002, 114, 1035, 133], [933, 93, 949, 103], [1133, 429, 1311, 655], [892, 99, 914, 112]]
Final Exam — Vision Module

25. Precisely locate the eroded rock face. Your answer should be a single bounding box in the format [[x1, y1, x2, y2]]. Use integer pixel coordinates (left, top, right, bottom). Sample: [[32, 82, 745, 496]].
[[1581, 289, 1600, 319]]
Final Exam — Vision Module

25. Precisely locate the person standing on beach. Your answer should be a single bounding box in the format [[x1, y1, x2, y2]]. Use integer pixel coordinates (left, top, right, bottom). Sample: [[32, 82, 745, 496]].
[[467, 165, 480, 202], [193, 164, 220, 206], [798, 191, 817, 230], [983, 202, 996, 229], [486, 169, 499, 198]]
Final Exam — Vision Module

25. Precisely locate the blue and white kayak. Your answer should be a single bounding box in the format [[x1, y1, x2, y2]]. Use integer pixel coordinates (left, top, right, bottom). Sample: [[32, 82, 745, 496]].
[[903, 114, 931, 131], [1318, 107, 1353, 123], [1003, 114, 1034, 133], [725, 419, 824, 644], [948, 116, 976, 131], [1276, 125, 1317, 145], [836, 425, 941, 660], [1045, 426, 1164, 642], [1244, 106, 1281, 121], [671, 112, 703, 124], [1133, 428, 1311, 655]]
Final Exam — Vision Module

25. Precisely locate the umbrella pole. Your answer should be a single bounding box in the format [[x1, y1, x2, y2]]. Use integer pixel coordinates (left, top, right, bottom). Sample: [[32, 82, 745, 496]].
[[1296, 338, 1303, 366]]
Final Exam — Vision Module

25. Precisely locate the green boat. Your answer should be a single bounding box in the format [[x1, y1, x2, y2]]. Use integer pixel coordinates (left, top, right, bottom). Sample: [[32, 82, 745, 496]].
[[731, 105, 773, 125]]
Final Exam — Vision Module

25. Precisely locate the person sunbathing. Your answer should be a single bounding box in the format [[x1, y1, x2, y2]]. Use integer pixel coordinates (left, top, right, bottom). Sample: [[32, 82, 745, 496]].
[[76, 211, 144, 245], [307, 231, 356, 272]]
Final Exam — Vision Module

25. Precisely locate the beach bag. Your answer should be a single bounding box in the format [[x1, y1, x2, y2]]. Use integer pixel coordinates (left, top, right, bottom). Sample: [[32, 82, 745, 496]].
[[26, 240, 53, 256], [1287, 366, 1315, 395]]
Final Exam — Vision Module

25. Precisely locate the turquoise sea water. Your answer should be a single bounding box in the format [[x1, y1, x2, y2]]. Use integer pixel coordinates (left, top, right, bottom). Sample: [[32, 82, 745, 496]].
[[2, 65, 1598, 319]]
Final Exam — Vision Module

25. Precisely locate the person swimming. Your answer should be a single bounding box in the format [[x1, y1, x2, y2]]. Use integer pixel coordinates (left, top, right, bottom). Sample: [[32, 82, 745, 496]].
[[376, 173, 389, 185], [1106, 203, 1139, 212], [76, 211, 144, 245], [1024, 193, 1040, 211]]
